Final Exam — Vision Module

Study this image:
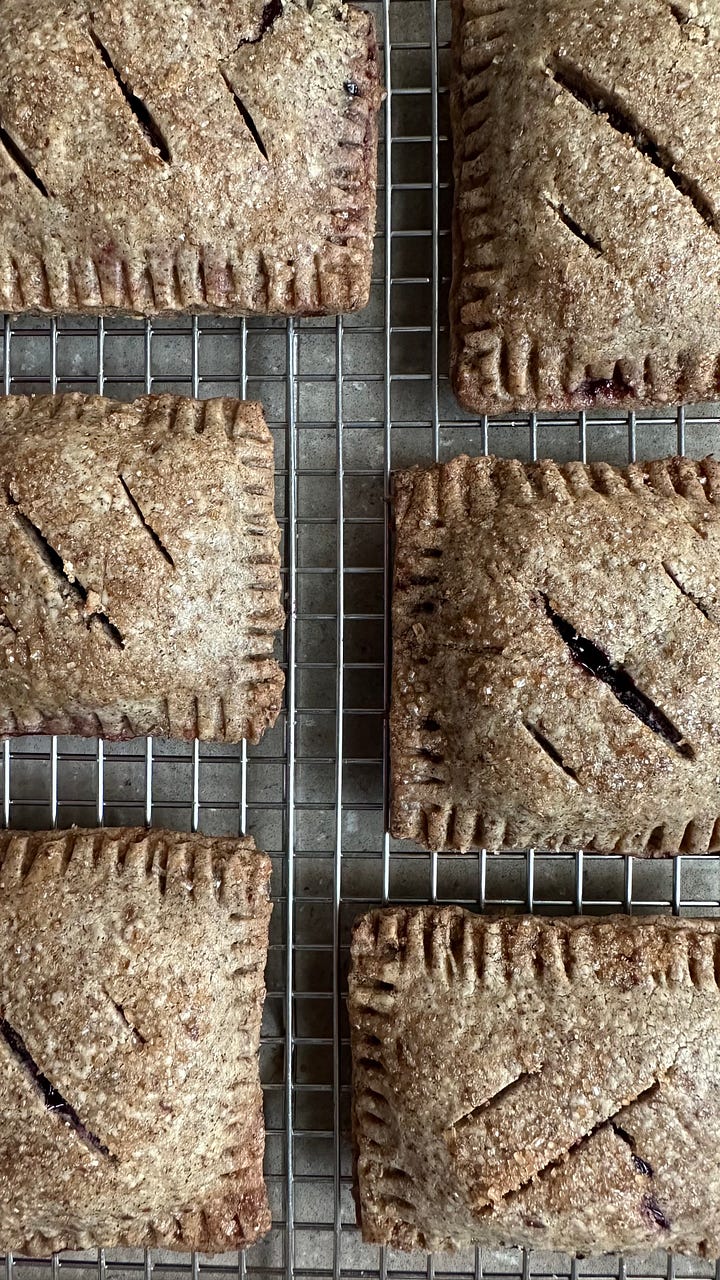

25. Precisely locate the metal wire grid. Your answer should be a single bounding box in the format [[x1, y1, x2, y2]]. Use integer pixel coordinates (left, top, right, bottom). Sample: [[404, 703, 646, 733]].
[[2, 2, 720, 1280]]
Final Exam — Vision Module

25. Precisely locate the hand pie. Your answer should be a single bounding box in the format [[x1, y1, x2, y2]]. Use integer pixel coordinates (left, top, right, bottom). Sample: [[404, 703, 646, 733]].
[[351, 907, 720, 1255], [0, 0, 382, 315], [0, 826, 272, 1254], [0, 393, 283, 743], [451, 0, 720, 411], [392, 454, 720, 854]]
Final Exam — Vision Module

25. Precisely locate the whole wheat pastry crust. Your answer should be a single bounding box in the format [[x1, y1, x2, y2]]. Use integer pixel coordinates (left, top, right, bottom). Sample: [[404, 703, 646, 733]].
[[0, 393, 283, 743], [450, 0, 720, 413], [0, 0, 382, 317], [0, 825, 272, 1255], [350, 907, 720, 1256], [391, 453, 720, 855]]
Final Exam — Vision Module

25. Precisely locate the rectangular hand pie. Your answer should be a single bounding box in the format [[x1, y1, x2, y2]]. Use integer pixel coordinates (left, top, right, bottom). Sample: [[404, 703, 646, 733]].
[[0, 826, 272, 1254], [0, 0, 382, 316], [0, 392, 283, 742], [450, 0, 720, 412], [391, 453, 720, 854], [350, 907, 720, 1256]]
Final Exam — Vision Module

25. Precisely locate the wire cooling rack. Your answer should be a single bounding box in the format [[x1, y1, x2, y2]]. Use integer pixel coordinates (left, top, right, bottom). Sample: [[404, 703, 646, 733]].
[[3, 2, 720, 1279]]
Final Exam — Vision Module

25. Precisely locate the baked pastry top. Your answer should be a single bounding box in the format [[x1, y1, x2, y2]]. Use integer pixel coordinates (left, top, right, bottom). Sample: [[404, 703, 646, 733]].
[[0, 826, 272, 1255], [350, 907, 720, 1256], [392, 453, 720, 855], [450, 0, 720, 413], [0, 393, 283, 742], [0, 0, 381, 316]]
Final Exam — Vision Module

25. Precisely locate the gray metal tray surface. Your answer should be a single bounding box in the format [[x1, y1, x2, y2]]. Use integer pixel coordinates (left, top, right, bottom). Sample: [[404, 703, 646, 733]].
[[2, 2, 720, 1280]]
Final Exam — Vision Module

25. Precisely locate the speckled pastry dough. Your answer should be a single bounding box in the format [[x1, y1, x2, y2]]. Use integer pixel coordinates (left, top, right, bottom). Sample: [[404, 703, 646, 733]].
[[350, 908, 720, 1255], [0, 826, 272, 1254], [0, 393, 283, 742], [391, 453, 720, 854], [0, 0, 382, 316], [450, 0, 720, 412]]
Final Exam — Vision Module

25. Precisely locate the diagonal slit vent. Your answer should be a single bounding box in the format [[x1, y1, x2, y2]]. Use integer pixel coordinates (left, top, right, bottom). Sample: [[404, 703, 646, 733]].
[[609, 1075, 665, 1175], [9, 501, 83, 603], [662, 561, 711, 620], [548, 55, 719, 235], [611, 1122, 654, 1176], [119, 475, 175, 568], [88, 610, 125, 649], [8, 496, 125, 649], [0, 121, 49, 198], [476, 1075, 666, 1214], [451, 1070, 540, 1133], [230, 0, 283, 51], [524, 721, 579, 783], [546, 197, 602, 254], [0, 1017, 113, 1158], [89, 31, 171, 163], [643, 1193, 672, 1231], [252, 0, 283, 39], [541, 593, 695, 761], [260, 0, 284, 33], [104, 990, 147, 1046], [220, 70, 268, 161]]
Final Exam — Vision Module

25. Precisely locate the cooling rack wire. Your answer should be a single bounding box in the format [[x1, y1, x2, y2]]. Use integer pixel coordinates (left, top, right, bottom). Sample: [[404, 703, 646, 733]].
[[2, 2, 720, 1279]]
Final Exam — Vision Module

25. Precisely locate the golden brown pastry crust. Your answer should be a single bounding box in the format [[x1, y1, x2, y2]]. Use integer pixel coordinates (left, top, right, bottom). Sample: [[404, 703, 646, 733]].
[[350, 907, 720, 1256], [0, 826, 272, 1255], [450, 0, 720, 413], [391, 454, 720, 854], [0, 393, 284, 743], [0, 0, 382, 316]]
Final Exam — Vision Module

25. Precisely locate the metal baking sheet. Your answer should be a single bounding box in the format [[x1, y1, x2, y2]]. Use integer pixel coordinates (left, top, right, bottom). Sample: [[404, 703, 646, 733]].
[[2, 2, 720, 1280]]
